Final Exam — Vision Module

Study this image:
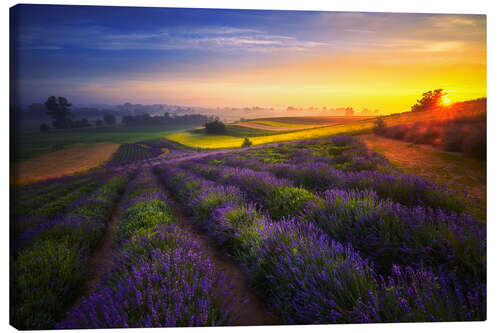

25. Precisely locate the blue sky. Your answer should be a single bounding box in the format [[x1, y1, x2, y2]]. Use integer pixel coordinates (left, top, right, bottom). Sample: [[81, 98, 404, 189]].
[[10, 4, 486, 112]]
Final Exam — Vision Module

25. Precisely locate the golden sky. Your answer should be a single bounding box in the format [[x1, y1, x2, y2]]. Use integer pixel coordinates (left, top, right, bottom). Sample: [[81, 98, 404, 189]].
[[15, 8, 486, 114]]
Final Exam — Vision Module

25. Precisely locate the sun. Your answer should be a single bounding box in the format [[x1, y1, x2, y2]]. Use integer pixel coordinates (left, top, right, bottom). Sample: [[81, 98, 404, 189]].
[[442, 96, 451, 105]]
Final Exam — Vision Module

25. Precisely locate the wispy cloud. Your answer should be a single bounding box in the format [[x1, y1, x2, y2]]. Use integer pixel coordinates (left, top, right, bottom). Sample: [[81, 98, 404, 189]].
[[410, 40, 464, 53], [13, 24, 331, 53]]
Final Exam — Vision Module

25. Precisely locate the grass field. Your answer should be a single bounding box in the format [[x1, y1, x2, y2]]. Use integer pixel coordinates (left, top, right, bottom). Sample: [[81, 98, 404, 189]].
[[189, 124, 292, 137], [360, 134, 486, 222], [167, 105, 485, 149], [233, 116, 376, 132], [245, 116, 375, 125], [168, 118, 374, 149], [251, 120, 313, 127], [11, 125, 188, 162]]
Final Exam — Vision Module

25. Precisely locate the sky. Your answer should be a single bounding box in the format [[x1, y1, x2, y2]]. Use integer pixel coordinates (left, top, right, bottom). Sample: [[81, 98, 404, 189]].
[[10, 4, 486, 114]]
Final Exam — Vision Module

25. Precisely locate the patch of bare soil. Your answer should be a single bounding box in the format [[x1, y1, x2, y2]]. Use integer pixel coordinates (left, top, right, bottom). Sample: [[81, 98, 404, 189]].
[[11, 143, 120, 186]]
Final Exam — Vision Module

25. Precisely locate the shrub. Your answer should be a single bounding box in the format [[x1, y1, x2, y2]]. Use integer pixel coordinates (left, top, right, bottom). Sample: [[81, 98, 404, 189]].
[[327, 145, 349, 156], [11, 239, 88, 329], [204, 119, 226, 134], [103, 114, 116, 126], [117, 200, 173, 241], [389, 124, 409, 140], [192, 185, 243, 224], [267, 186, 321, 220], [353, 266, 485, 322], [68, 200, 109, 221], [249, 218, 377, 324], [241, 137, 252, 148], [209, 204, 262, 252], [39, 123, 50, 132], [441, 125, 465, 152], [373, 117, 386, 134], [462, 126, 486, 160]]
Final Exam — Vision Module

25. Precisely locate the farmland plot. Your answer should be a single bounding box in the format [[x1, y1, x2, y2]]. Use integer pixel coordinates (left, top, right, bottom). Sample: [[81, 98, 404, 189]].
[[10, 136, 486, 329]]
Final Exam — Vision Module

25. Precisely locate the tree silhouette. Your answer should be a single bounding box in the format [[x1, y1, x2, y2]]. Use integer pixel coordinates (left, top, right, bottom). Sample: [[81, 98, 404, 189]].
[[44, 96, 73, 129], [241, 137, 252, 148], [204, 118, 226, 134], [411, 89, 446, 112], [373, 117, 386, 134], [39, 123, 50, 133], [103, 114, 116, 126]]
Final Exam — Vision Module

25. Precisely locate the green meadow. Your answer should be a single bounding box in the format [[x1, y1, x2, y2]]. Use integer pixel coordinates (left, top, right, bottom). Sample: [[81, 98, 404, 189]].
[[11, 126, 186, 162]]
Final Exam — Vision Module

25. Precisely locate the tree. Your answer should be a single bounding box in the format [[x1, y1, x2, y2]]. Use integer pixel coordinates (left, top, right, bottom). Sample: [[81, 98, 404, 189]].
[[411, 89, 446, 112], [344, 107, 355, 117], [103, 114, 116, 126], [39, 123, 50, 133], [95, 119, 103, 126], [72, 118, 91, 128], [204, 118, 226, 134], [373, 117, 386, 135], [44, 96, 73, 129], [241, 137, 252, 148], [122, 115, 134, 126]]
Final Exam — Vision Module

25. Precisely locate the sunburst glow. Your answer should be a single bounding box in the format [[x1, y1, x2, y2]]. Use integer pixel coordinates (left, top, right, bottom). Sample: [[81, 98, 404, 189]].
[[10, 7, 486, 115]]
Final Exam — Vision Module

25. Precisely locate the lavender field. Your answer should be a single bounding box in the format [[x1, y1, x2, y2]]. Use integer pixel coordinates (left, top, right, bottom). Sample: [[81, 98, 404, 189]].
[[9, 135, 486, 329]]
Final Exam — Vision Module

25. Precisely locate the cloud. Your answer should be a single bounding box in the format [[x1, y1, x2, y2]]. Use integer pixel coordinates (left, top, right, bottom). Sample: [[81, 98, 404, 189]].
[[13, 24, 331, 53], [18, 45, 63, 50], [343, 29, 376, 34], [428, 15, 483, 30], [411, 41, 464, 53], [190, 27, 263, 35]]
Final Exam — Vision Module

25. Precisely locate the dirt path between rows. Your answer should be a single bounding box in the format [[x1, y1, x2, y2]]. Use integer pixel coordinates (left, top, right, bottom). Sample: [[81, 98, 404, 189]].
[[65, 190, 128, 313], [160, 183, 282, 326]]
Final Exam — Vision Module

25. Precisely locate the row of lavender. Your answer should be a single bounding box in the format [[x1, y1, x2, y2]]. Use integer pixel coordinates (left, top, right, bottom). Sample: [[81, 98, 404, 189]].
[[154, 136, 485, 323], [11, 171, 105, 225], [11, 169, 133, 329], [182, 162, 485, 282], [106, 144, 164, 167], [105, 139, 194, 168], [11, 170, 114, 253], [203, 136, 465, 212], [155, 164, 484, 323], [58, 168, 234, 328], [186, 137, 484, 283]]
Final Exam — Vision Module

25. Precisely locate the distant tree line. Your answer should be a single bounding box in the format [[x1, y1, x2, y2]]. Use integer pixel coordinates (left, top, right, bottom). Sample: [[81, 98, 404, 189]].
[[121, 112, 215, 127], [38, 96, 216, 132]]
